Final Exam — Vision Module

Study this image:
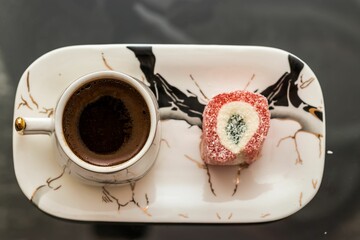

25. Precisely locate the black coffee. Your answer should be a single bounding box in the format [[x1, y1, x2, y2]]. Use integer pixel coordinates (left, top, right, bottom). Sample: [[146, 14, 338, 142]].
[[63, 78, 151, 166]]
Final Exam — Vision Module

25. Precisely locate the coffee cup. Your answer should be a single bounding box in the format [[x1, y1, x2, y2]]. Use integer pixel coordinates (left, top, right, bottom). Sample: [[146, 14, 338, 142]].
[[14, 71, 161, 185]]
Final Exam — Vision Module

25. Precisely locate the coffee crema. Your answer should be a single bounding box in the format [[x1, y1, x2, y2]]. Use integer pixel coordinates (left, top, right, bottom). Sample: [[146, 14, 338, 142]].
[[62, 78, 151, 167]]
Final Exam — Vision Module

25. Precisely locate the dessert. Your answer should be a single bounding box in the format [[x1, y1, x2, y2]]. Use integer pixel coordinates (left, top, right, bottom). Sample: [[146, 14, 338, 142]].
[[201, 90, 270, 165]]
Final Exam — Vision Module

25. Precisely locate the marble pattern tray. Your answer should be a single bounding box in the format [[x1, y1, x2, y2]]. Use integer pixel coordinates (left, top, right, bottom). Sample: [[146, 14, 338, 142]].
[[13, 45, 325, 223]]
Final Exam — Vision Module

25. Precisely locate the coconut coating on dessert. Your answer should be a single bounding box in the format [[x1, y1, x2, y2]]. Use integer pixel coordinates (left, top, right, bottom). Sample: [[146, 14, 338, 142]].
[[200, 91, 270, 165]]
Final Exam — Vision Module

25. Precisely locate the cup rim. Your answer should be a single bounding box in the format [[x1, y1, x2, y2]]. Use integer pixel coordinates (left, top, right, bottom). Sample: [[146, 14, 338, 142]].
[[54, 70, 158, 173]]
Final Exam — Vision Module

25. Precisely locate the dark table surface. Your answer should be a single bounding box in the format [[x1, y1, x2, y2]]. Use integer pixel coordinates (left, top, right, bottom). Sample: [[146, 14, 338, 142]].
[[1, 0, 359, 239]]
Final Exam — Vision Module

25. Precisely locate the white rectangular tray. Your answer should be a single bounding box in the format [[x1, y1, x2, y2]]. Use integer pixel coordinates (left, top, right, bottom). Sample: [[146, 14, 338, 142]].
[[13, 44, 325, 223]]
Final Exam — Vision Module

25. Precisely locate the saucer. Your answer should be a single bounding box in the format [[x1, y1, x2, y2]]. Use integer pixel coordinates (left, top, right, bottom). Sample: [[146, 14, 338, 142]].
[[13, 44, 325, 223]]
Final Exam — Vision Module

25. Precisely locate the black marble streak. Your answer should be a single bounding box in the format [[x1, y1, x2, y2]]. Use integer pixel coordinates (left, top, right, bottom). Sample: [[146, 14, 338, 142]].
[[127, 46, 206, 128], [128, 47, 323, 128], [260, 55, 323, 122]]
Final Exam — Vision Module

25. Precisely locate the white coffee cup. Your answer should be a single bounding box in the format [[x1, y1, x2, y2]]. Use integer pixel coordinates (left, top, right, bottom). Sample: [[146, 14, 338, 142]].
[[14, 71, 161, 185]]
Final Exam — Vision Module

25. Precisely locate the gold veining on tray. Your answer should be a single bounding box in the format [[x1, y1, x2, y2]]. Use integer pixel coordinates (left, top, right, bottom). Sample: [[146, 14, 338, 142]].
[[232, 163, 249, 196], [39, 107, 54, 118], [17, 71, 38, 110], [312, 179, 318, 189], [18, 95, 33, 110], [29, 94, 39, 109], [178, 213, 189, 219], [27, 72, 39, 109], [317, 134, 323, 157], [102, 183, 151, 217], [244, 73, 255, 90], [299, 75, 315, 89], [277, 131, 303, 165], [277, 128, 323, 165], [101, 52, 114, 70], [17, 71, 54, 117], [261, 213, 271, 218], [160, 138, 171, 148], [299, 192, 303, 207], [275, 118, 323, 164], [142, 194, 151, 217], [26, 71, 30, 90], [205, 163, 217, 196], [30, 165, 67, 203], [184, 154, 205, 169], [185, 153, 250, 197], [189, 74, 209, 101], [216, 213, 233, 220]]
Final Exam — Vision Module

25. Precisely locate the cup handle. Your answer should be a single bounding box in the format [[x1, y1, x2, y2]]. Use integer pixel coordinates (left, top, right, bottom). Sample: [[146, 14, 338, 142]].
[[14, 117, 54, 135]]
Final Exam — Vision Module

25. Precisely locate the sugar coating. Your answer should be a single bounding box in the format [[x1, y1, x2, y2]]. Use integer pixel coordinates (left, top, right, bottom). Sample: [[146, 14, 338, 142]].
[[200, 90, 270, 165]]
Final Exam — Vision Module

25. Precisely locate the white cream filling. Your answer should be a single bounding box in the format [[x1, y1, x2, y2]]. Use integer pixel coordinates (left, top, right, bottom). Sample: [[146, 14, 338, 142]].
[[216, 101, 259, 154]]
